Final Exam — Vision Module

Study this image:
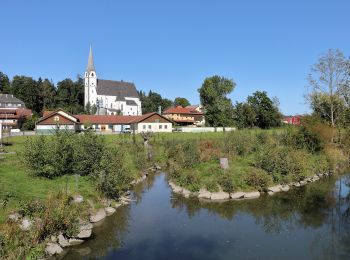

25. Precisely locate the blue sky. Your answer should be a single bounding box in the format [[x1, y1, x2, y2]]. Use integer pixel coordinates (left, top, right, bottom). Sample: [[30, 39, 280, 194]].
[[1, 0, 349, 115]]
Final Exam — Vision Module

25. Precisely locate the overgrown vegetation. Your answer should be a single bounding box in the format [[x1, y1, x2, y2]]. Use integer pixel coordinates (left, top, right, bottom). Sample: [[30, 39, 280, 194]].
[[164, 121, 348, 193]]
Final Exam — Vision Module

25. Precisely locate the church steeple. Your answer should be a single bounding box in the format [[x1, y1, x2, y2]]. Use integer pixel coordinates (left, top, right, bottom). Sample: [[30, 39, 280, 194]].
[[86, 45, 96, 73]]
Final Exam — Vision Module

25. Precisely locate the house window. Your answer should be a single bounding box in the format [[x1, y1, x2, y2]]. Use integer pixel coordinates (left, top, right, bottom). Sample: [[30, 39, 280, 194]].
[[159, 125, 162, 129], [165, 125, 168, 129], [148, 125, 151, 129], [143, 125, 146, 130], [53, 116, 59, 122]]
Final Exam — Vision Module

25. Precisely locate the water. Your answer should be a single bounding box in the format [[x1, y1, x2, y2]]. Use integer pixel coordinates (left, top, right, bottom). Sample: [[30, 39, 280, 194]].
[[65, 173, 350, 260]]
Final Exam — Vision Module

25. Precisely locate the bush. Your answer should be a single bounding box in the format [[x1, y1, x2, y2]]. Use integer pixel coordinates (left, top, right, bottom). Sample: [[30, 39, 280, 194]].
[[244, 168, 271, 191], [218, 171, 234, 193], [93, 147, 133, 199], [223, 131, 256, 156]]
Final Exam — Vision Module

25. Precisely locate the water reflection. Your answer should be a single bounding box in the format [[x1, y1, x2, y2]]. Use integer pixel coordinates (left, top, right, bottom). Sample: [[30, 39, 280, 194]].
[[64, 173, 350, 260]]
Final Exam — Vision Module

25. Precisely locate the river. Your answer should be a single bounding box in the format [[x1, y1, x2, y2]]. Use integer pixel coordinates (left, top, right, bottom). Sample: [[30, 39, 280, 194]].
[[65, 172, 350, 260]]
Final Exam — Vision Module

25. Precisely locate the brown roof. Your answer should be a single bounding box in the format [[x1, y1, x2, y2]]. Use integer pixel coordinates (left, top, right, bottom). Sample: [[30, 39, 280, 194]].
[[0, 108, 32, 118], [163, 106, 203, 115]]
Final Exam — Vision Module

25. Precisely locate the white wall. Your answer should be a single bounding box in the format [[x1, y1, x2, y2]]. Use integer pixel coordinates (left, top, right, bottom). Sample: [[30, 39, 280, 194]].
[[136, 122, 172, 133], [178, 127, 236, 133]]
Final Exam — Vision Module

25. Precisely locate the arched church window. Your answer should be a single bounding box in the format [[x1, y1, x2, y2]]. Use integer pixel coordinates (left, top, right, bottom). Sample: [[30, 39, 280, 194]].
[[91, 72, 94, 77]]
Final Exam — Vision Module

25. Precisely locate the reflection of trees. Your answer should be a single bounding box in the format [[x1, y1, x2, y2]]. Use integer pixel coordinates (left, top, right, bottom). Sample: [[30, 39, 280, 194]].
[[171, 176, 340, 234]]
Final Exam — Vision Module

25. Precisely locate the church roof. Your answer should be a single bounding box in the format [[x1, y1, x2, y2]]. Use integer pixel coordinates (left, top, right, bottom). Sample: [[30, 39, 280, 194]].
[[126, 100, 138, 106], [96, 79, 139, 98], [86, 45, 95, 72]]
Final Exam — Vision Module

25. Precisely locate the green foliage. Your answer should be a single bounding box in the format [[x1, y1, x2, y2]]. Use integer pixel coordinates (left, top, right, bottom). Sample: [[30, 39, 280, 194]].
[[247, 91, 282, 129], [198, 75, 235, 127], [174, 97, 190, 107], [0, 71, 11, 93], [223, 131, 256, 156], [93, 146, 133, 199], [218, 171, 235, 193], [233, 102, 256, 129], [139, 90, 173, 113], [21, 115, 38, 131], [244, 168, 271, 191]]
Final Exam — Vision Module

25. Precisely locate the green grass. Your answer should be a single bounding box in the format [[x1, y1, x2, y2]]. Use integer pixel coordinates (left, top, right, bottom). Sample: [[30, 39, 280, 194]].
[[0, 136, 100, 224]]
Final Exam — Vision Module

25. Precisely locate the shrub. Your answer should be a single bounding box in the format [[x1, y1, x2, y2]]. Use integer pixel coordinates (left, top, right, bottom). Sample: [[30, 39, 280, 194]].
[[130, 144, 148, 171], [218, 171, 234, 193], [93, 147, 133, 199], [198, 140, 221, 162], [244, 168, 271, 191], [223, 131, 256, 156]]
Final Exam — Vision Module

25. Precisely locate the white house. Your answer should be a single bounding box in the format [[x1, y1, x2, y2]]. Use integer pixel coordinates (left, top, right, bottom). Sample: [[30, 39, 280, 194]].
[[84, 46, 142, 116]]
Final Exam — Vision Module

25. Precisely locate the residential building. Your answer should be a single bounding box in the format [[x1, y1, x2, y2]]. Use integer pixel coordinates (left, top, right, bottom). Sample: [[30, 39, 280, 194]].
[[0, 94, 32, 130], [283, 115, 301, 125], [84, 46, 142, 116], [163, 105, 205, 126], [36, 110, 172, 134]]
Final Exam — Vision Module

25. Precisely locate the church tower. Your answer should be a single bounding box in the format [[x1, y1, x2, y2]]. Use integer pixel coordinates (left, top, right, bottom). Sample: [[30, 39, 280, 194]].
[[84, 45, 97, 108]]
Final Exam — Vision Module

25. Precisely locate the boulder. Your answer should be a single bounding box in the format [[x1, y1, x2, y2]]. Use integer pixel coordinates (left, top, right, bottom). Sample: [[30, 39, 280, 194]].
[[114, 203, 122, 209], [76, 224, 92, 239], [90, 209, 107, 223], [281, 185, 290, 192], [244, 191, 260, 199], [8, 213, 20, 222], [230, 192, 245, 199], [20, 218, 32, 231], [51, 235, 58, 243], [182, 188, 191, 198], [268, 185, 282, 193], [312, 175, 320, 182], [58, 234, 70, 248], [305, 177, 312, 183], [45, 243, 63, 255], [105, 207, 116, 216], [291, 182, 300, 187], [211, 191, 230, 201], [299, 180, 307, 186], [267, 191, 274, 195], [169, 182, 183, 194], [198, 189, 211, 199], [73, 195, 84, 203], [68, 238, 84, 246]]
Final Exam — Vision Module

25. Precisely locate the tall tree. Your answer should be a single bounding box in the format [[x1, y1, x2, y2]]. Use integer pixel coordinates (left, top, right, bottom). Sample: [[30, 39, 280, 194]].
[[307, 49, 350, 128], [233, 102, 256, 129], [55, 77, 84, 114], [139, 90, 173, 114], [174, 97, 190, 107], [38, 78, 56, 110], [11, 75, 41, 114], [247, 91, 281, 129], [198, 75, 235, 127], [0, 72, 11, 93]]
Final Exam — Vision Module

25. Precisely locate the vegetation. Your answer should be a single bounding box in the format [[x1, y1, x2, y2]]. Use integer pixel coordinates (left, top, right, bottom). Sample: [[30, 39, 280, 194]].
[[163, 121, 347, 193]]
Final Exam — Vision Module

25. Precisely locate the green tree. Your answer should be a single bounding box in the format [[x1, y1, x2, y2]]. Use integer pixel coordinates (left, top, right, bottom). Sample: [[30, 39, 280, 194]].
[[11, 76, 40, 114], [139, 90, 173, 114], [0, 72, 11, 93], [307, 49, 350, 128], [55, 76, 84, 114], [233, 102, 256, 129], [38, 78, 56, 110], [174, 97, 190, 107], [247, 91, 281, 129], [198, 75, 235, 127]]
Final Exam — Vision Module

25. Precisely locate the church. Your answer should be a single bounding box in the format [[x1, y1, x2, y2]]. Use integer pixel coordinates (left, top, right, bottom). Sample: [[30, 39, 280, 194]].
[[84, 46, 142, 116]]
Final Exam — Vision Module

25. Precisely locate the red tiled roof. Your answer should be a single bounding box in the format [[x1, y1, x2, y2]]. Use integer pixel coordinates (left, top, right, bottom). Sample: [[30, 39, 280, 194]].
[[163, 106, 203, 115], [0, 108, 32, 118], [75, 112, 168, 124]]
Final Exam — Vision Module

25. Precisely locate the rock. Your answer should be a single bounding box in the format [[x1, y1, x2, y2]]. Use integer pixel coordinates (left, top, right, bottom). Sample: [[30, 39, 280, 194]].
[[58, 234, 70, 248], [198, 189, 211, 199], [73, 195, 84, 203], [51, 235, 57, 243], [114, 203, 122, 209], [45, 243, 63, 255], [8, 213, 20, 222], [305, 177, 312, 183], [281, 185, 290, 192], [291, 182, 300, 187], [268, 185, 282, 193], [155, 164, 162, 170], [169, 182, 183, 193], [90, 209, 107, 223], [20, 218, 32, 231], [182, 188, 191, 198], [312, 175, 320, 181], [299, 180, 307, 186], [244, 191, 261, 199], [76, 223, 92, 239], [105, 207, 116, 216], [220, 158, 229, 170], [230, 192, 245, 199], [211, 191, 230, 200], [68, 238, 84, 246], [267, 191, 274, 195]]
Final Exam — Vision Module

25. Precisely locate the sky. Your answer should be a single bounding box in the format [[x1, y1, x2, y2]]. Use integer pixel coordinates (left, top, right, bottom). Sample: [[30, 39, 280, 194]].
[[1, 0, 349, 115]]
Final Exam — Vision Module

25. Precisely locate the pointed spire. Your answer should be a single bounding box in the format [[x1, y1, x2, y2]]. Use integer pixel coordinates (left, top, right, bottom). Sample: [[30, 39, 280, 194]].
[[86, 45, 95, 72]]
